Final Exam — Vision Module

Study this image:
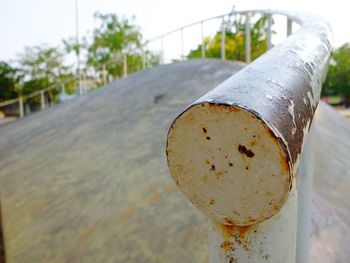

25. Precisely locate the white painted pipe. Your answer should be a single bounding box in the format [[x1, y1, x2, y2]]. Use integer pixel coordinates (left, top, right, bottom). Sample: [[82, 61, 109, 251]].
[[245, 13, 251, 63], [221, 19, 226, 60], [296, 130, 314, 263], [287, 18, 293, 36], [19, 97, 24, 118], [267, 14, 273, 50], [209, 181, 297, 263]]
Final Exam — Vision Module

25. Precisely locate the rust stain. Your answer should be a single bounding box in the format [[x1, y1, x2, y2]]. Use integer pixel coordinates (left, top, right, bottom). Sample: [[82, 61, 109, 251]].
[[205, 160, 211, 165], [251, 140, 256, 146], [223, 217, 236, 226], [220, 240, 233, 251], [216, 221, 253, 252], [238, 145, 255, 158], [228, 106, 240, 112], [209, 199, 215, 205], [215, 171, 223, 178]]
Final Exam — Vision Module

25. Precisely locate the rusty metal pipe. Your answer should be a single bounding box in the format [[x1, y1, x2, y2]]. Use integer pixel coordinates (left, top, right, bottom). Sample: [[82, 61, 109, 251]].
[[209, 181, 297, 262], [166, 9, 331, 262]]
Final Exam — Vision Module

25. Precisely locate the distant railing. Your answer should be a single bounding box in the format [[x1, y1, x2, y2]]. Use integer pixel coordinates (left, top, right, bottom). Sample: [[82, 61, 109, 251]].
[[0, 8, 296, 120], [166, 9, 331, 263]]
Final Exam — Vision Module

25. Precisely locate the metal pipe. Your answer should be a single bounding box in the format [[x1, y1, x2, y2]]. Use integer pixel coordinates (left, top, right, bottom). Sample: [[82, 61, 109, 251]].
[[181, 28, 184, 60], [102, 64, 107, 85], [161, 37, 164, 64], [221, 19, 225, 60], [296, 131, 314, 263], [166, 10, 331, 262], [245, 13, 251, 63], [82, 72, 87, 93], [209, 181, 297, 262], [287, 18, 293, 36], [40, 91, 45, 110], [201, 22, 205, 59], [19, 97, 24, 118], [142, 47, 146, 69], [267, 14, 273, 50], [123, 53, 128, 77], [61, 84, 66, 96]]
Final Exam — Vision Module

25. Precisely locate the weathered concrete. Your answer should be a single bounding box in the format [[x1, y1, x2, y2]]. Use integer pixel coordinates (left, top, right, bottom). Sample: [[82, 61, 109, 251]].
[[0, 59, 243, 263], [0, 59, 349, 262]]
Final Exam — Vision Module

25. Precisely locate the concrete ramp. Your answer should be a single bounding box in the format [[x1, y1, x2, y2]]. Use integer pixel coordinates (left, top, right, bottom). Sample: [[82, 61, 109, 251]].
[[0, 59, 349, 262]]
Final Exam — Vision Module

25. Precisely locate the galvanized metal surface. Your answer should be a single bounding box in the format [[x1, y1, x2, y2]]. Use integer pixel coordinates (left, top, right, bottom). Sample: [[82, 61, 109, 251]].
[[167, 11, 332, 228]]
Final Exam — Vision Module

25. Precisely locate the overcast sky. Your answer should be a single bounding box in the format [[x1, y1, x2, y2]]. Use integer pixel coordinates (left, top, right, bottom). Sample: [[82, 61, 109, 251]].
[[1, 0, 348, 61]]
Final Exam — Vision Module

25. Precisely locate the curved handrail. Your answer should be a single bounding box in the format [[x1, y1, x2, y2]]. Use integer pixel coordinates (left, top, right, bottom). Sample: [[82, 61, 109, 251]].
[[0, 9, 332, 125], [166, 9, 331, 262]]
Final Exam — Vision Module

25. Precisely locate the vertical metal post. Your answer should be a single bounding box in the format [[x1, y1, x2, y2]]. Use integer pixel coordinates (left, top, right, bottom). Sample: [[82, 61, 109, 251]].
[[161, 37, 164, 64], [141, 47, 146, 69], [209, 182, 297, 263], [296, 131, 314, 263], [245, 13, 251, 63], [201, 22, 205, 58], [103, 64, 107, 86], [181, 28, 184, 60], [61, 84, 66, 96], [287, 18, 293, 36], [75, 0, 82, 96], [82, 73, 87, 93], [267, 14, 273, 50], [221, 19, 226, 60], [123, 53, 128, 77], [19, 97, 24, 118], [40, 91, 45, 110]]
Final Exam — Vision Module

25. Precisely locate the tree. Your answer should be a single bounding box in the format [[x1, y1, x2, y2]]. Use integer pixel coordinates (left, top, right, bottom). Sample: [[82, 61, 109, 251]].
[[88, 13, 142, 80], [188, 15, 270, 61], [88, 13, 159, 82], [323, 43, 350, 107], [0, 62, 20, 102], [17, 45, 75, 108]]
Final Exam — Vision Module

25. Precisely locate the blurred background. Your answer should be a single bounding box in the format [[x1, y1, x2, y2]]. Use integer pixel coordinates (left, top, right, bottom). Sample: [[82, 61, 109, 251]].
[[1, 0, 350, 122]]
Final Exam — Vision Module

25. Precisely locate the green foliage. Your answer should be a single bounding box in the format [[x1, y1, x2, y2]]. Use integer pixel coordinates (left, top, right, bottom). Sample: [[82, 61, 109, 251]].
[[88, 12, 144, 78], [323, 43, 350, 106], [17, 45, 76, 107], [18, 45, 75, 91], [188, 15, 270, 61], [0, 62, 20, 101]]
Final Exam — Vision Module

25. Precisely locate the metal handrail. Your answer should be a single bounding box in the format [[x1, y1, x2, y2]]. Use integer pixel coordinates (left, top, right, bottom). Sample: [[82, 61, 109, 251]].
[[166, 9, 332, 263], [0, 9, 280, 118]]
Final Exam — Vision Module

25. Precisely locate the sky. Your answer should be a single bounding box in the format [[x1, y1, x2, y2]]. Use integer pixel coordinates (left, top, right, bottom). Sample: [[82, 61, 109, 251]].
[[0, 0, 349, 62]]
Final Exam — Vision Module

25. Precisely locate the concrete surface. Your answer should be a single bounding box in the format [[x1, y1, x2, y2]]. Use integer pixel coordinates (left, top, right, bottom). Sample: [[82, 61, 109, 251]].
[[0, 59, 349, 262]]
